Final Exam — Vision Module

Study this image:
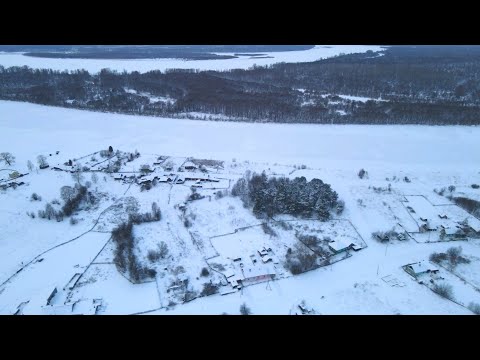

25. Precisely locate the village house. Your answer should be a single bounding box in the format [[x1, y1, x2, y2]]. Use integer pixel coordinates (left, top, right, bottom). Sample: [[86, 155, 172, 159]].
[[183, 161, 197, 171], [240, 264, 276, 285], [328, 239, 355, 254], [404, 262, 439, 278]]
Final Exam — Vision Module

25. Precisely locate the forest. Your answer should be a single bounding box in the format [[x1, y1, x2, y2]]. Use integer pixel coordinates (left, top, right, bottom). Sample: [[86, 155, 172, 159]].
[[1, 46, 480, 124]]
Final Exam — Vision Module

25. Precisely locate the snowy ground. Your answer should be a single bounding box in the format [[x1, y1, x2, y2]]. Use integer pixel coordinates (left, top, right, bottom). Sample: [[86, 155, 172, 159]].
[[1, 101, 480, 314], [0, 46, 384, 74]]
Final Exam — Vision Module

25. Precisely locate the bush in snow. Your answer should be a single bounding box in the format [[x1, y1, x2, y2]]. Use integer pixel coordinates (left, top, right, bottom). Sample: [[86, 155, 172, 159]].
[[277, 220, 293, 231], [184, 289, 198, 303], [358, 168, 367, 179], [240, 303, 252, 315], [147, 242, 169, 262], [336, 199, 345, 215], [37, 155, 48, 168], [140, 164, 151, 174], [472, 184, 480, 189], [285, 243, 318, 275], [85, 181, 92, 189], [429, 252, 448, 264], [0, 152, 15, 166], [183, 217, 192, 228], [27, 160, 34, 172], [432, 283, 454, 300], [99, 150, 110, 158], [200, 267, 210, 277], [62, 185, 87, 216], [70, 217, 78, 225], [129, 203, 161, 224], [45, 203, 55, 220], [30, 193, 42, 201], [261, 222, 277, 237], [200, 282, 219, 297], [91, 172, 98, 184], [215, 191, 224, 200], [51, 199, 60, 205], [468, 302, 480, 315], [448, 185, 456, 193]]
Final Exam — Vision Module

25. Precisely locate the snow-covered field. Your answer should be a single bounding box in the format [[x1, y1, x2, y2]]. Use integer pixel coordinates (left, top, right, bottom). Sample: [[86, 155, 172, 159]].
[[1, 100, 480, 315], [0, 46, 384, 73]]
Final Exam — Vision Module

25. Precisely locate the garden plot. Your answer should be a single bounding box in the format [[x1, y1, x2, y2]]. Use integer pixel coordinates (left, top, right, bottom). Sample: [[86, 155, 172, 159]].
[[0, 231, 109, 315], [286, 219, 365, 249], [186, 196, 261, 238], [68, 264, 160, 315], [438, 253, 480, 289], [210, 226, 280, 260], [418, 266, 480, 312]]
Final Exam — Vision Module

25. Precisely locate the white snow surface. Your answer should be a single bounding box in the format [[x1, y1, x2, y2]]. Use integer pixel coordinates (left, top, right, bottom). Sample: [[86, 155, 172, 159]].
[[2, 100, 480, 315], [0, 46, 384, 74]]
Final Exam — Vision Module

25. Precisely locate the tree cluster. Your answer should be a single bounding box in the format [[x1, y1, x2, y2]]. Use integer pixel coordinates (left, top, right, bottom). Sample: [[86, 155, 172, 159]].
[[232, 172, 339, 219]]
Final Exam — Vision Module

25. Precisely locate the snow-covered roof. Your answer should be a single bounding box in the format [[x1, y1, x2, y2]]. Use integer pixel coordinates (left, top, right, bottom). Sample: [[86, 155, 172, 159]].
[[242, 264, 276, 279], [407, 262, 438, 274], [328, 239, 354, 252], [183, 161, 197, 168], [224, 269, 235, 278], [439, 226, 460, 235]]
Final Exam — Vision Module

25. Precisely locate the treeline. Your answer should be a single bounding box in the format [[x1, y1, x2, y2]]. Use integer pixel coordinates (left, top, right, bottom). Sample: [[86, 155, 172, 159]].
[[2, 46, 480, 124], [231, 172, 340, 219]]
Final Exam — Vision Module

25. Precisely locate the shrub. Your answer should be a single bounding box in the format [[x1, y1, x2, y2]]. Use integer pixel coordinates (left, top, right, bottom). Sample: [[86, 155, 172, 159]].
[[468, 302, 480, 315], [147, 242, 169, 262], [285, 243, 318, 275], [62, 186, 87, 216], [262, 222, 277, 237], [184, 217, 192, 228], [432, 283, 454, 300], [404, 176, 411, 183], [215, 191, 224, 200], [51, 199, 60, 205], [358, 169, 366, 179], [201, 283, 219, 296], [277, 220, 293, 231], [336, 200, 345, 215], [31, 193, 42, 201], [70, 217, 78, 225], [429, 252, 448, 264], [472, 184, 480, 189], [184, 289, 198, 303], [201, 267, 210, 277], [240, 303, 252, 315], [448, 185, 456, 193], [140, 164, 151, 174]]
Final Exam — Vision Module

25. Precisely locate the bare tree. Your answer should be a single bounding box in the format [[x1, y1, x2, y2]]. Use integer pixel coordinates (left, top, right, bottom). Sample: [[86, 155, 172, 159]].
[[60, 186, 75, 202], [0, 152, 16, 166], [37, 155, 48, 168], [140, 164, 151, 174], [27, 160, 34, 172], [71, 168, 84, 185], [240, 303, 252, 315]]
